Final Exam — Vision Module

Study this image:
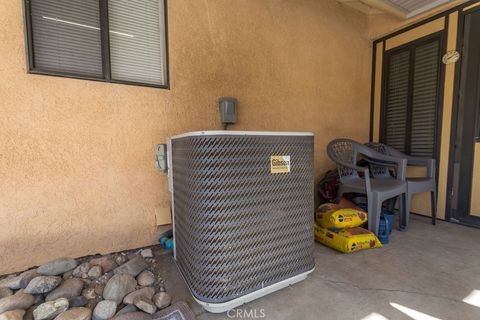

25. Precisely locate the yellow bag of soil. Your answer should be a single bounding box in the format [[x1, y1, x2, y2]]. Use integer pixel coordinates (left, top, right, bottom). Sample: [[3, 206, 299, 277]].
[[315, 203, 367, 229], [314, 223, 382, 253]]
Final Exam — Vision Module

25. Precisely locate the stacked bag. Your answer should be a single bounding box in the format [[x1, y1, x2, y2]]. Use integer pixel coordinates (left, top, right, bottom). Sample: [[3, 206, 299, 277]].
[[314, 203, 382, 253]]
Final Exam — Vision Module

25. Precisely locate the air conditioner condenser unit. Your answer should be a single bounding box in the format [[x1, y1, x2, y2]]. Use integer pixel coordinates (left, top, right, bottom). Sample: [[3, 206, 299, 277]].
[[167, 131, 315, 313]]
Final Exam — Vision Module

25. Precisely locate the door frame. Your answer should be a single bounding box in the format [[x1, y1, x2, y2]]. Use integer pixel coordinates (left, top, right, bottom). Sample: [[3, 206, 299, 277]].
[[380, 31, 446, 173], [445, 5, 480, 226]]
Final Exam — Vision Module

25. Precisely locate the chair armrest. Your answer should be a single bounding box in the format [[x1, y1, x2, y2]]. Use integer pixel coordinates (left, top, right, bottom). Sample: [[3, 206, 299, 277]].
[[333, 159, 372, 193], [405, 156, 436, 178], [364, 141, 435, 179]]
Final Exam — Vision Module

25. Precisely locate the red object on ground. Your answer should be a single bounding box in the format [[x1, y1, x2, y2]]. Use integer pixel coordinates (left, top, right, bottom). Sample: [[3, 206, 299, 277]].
[[338, 197, 362, 210]]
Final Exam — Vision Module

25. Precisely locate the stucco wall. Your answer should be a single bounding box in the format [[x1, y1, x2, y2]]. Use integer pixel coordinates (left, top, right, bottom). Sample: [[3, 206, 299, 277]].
[[0, 0, 371, 275]]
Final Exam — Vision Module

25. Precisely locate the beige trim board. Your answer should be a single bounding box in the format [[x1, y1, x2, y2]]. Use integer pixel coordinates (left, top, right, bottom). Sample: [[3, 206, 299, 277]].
[[385, 17, 445, 51], [409, 167, 432, 216], [373, 41, 384, 142], [463, 2, 480, 11], [470, 143, 480, 216]]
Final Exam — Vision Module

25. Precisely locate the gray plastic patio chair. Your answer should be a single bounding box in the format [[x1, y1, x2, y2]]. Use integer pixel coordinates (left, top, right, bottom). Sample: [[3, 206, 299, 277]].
[[327, 139, 408, 235], [365, 142, 437, 228]]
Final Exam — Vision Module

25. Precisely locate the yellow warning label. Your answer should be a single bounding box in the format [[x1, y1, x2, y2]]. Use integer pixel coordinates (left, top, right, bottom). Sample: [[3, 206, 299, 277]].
[[270, 156, 291, 173]]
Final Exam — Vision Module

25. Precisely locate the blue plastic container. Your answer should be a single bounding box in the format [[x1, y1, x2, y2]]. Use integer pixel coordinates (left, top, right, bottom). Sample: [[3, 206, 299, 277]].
[[378, 216, 389, 244], [381, 208, 395, 234], [159, 236, 174, 251], [159, 236, 168, 247], [358, 204, 395, 232], [165, 238, 174, 250]]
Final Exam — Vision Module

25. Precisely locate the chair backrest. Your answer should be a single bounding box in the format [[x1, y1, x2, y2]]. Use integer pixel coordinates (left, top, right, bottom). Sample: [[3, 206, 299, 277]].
[[365, 142, 405, 158], [365, 142, 388, 154], [365, 141, 414, 178], [365, 142, 392, 178], [327, 139, 360, 182], [364, 142, 392, 177]]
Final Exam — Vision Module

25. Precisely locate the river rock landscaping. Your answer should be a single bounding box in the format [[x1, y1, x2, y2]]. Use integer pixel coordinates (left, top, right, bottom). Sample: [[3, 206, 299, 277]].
[[0, 248, 173, 320]]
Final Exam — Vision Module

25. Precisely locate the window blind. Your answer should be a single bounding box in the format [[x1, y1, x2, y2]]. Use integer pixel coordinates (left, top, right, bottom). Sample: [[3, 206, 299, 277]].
[[411, 41, 440, 157], [30, 0, 103, 77], [385, 50, 410, 153], [108, 0, 167, 86], [382, 38, 441, 158]]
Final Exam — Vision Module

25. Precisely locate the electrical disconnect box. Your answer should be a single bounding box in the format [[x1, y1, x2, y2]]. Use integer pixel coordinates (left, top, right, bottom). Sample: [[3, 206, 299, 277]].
[[219, 97, 237, 129], [155, 144, 168, 172]]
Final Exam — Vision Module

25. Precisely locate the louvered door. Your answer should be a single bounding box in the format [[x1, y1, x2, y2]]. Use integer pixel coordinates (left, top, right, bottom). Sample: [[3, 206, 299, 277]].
[[381, 37, 442, 158], [451, 9, 480, 226]]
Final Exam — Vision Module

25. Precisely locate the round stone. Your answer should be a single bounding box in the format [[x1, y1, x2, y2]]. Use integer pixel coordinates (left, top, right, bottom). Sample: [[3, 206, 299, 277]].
[[45, 278, 84, 301], [0, 270, 39, 290], [37, 259, 78, 276], [68, 296, 88, 308], [53, 307, 92, 320], [152, 292, 171, 310], [72, 263, 91, 279], [0, 288, 13, 300], [136, 271, 154, 287], [139, 249, 153, 259], [0, 309, 26, 320], [103, 274, 136, 305], [93, 300, 117, 320], [0, 293, 35, 314], [113, 257, 148, 278], [133, 296, 156, 315], [81, 288, 96, 300], [110, 311, 152, 320], [33, 298, 69, 320], [123, 287, 155, 305], [87, 266, 103, 279], [24, 277, 62, 295]]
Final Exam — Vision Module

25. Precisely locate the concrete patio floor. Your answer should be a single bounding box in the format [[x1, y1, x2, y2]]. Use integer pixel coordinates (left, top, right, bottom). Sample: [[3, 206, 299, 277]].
[[155, 215, 480, 320]]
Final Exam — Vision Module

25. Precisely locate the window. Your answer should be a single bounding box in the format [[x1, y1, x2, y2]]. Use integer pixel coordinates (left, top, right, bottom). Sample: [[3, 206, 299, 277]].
[[25, 0, 168, 88], [381, 36, 442, 158]]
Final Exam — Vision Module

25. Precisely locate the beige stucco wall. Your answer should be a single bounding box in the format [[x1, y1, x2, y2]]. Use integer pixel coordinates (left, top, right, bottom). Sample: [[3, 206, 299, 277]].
[[0, 0, 371, 275]]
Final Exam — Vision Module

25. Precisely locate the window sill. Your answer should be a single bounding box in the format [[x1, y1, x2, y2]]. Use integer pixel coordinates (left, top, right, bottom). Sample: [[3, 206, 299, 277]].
[[28, 69, 170, 90]]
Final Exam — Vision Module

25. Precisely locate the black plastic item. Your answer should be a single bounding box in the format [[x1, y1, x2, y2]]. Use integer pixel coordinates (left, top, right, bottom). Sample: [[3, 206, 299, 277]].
[[158, 228, 173, 239], [317, 170, 339, 202]]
